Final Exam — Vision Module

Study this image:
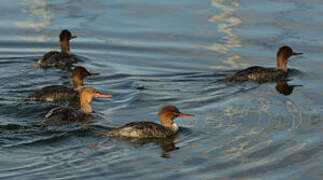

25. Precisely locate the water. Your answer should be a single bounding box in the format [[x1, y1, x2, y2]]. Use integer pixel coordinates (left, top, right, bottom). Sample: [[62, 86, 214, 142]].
[[0, 0, 322, 179]]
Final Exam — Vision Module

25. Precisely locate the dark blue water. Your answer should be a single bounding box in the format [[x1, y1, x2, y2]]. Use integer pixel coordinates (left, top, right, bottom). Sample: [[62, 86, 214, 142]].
[[0, 0, 322, 179]]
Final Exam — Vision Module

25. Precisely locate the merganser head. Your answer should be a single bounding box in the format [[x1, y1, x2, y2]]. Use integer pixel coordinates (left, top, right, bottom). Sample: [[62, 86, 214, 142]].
[[59, 29, 77, 41], [72, 66, 99, 91], [158, 105, 194, 126], [80, 87, 112, 114], [59, 29, 77, 54], [276, 46, 303, 71]]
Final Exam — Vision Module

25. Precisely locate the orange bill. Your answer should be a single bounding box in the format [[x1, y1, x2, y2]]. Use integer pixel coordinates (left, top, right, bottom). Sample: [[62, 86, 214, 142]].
[[96, 94, 112, 98], [89, 72, 100, 76], [178, 113, 195, 117]]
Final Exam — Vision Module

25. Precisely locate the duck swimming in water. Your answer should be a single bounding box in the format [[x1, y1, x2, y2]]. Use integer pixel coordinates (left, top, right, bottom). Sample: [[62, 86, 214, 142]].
[[102, 105, 194, 138], [42, 87, 112, 124], [220, 46, 303, 83], [27, 66, 99, 103], [38, 29, 78, 69]]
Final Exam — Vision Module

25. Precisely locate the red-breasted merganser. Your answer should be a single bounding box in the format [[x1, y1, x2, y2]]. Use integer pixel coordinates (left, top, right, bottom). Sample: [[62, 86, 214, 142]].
[[103, 105, 194, 138], [38, 29, 78, 69], [27, 66, 99, 103], [42, 87, 112, 124], [220, 46, 303, 83]]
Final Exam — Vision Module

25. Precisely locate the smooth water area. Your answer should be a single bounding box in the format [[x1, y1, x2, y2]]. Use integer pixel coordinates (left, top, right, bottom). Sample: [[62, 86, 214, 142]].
[[0, 0, 322, 179]]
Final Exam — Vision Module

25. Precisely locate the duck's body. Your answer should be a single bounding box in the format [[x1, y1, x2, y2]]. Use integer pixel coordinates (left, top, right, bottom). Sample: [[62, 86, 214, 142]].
[[28, 85, 78, 103], [223, 66, 287, 83], [38, 29, 78, 69], [104, 106, 194, 138], [27, 66, 99, 103], [42, 87, 112, 124], [220, 46, 302, 83], [38, 51, 78, 69], [44, 106, 88, 124], [107, 121, 178, 138]]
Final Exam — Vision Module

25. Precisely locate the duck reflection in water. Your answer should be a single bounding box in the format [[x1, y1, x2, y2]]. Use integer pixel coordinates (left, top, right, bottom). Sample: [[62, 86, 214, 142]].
[[93, 134, 179, 158], [123, 135, 179, 158], [275, 80, 302, 96]]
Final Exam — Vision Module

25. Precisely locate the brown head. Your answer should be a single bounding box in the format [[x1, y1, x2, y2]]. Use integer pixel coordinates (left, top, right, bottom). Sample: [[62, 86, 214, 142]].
[[79, 87, 112, 114], [59, 29, 77, 54], [72, 66, 99, 91], [158, 105, 194, 126], [276, 46, 303, 71]]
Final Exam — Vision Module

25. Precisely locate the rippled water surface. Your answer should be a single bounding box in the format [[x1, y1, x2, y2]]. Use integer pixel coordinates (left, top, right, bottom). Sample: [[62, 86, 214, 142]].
[[0, 0, 322, 179]]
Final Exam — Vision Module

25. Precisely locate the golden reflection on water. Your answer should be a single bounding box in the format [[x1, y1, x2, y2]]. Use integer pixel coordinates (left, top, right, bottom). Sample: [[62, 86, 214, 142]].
[[16, 0, 54, 29], [200, 0, 248, 69], [18, 35, 50, 42], [16, 0, 54, 42], [208, 0, 241, 52]]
